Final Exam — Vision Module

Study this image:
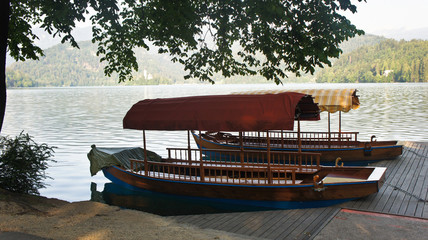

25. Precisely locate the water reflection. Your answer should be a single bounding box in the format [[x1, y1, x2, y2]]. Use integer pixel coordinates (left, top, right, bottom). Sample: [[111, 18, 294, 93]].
[[90, 182, 275, 216]]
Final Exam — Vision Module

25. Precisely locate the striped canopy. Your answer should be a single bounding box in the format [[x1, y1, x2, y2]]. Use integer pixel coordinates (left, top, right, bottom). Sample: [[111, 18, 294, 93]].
[[234, 89, 359, 113]]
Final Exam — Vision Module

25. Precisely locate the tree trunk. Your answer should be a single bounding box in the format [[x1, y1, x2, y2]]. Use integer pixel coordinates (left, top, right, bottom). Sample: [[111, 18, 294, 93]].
[[0, 0, 10, 133]]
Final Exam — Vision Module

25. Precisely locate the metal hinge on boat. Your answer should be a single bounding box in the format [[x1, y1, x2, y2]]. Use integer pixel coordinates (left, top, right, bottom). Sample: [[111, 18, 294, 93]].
[[364, 135, 377, 156], [313, 175, 325, 192], [364, 142, 372, 156]]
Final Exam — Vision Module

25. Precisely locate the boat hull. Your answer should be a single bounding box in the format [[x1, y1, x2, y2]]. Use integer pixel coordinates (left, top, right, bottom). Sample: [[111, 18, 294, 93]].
[[102, 166, 385, 209], [193, 133, 402, 165]]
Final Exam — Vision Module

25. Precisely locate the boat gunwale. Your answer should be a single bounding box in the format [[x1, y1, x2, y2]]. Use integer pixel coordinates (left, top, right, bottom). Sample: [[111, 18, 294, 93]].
[[107, 165, 384, 188], [193, 132, 402, 152], [102, 167, 363, 209]]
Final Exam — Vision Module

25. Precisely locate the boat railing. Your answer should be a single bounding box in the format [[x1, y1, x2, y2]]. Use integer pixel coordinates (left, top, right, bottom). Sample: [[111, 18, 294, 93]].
[[240, 131, 359, 149], [129, 147, 321, 185], [166, 147, 321, 170], [129, 158, 302, 185]]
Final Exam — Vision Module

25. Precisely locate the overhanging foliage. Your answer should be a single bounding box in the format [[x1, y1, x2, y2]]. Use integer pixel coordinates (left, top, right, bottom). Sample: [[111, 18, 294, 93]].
[[8, 0, 365, 84]]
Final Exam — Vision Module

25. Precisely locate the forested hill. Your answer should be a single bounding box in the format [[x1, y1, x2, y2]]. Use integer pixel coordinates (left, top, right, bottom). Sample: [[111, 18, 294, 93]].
[[6, 41, 192, 87], [317, 39, 428, 83], [7, 34, 416, 87]]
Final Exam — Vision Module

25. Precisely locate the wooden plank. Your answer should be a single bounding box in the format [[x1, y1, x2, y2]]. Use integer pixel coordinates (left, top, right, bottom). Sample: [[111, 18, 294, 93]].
[[365, 145, 409, 212], [270, 210, 315, 240], [277, 207, 336, 240], [349, 142, 408, 213], [339, 142, 426, 217], [233, 215, 267, 235], [258, 210, 303, 239], [416, 144, 428, 219], [254, 209, 301, 239], [252, 210, 302, 238], [389, 142, 421, 215], [389, 143, 413, 185], [372, 184, 396, 213], [423, 207, 428, 219], [247, 210, 294, 237], [380, 143, 414, 214], [208, 211, 259, 230], [381, 188, 401, 214], [341, 198, 359, 209], [198, 213, 235, 229], [264, 209, 310, 239], [187, 212, 234, 228], [401, 151, 425, 216], [362, 153, 401, 210], [414, 185, 427, 218], [213, 211, 257, 232], [349, 157, 401, 211], [338, 142, 425, 217], [354, 193, 380, 211], [373, 146, 411, 213], [389, 191, 408, 215], [362, 142, 427, 217], [213, 212, 251, 232], [301, 207, 340, 239], [231, 211, 281, 236], [307, 207, 342, 239], [270, 208, 317, 239], [365, 175, 395, 211], [280, 208, 317, 239], [372, 160, 416, 215], [400, 197, 420, 217], [169, 213, 205, 224], [227, 211, 269, 234], [391, 145, 420, 215], [244, 210, 288, 236], [179, 214, 220, 226]]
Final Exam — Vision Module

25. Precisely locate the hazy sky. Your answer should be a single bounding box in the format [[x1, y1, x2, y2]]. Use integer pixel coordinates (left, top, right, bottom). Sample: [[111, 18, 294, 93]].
[[75, 0, 427, 37], [343, 0, 428, 34], [34, 0, 428, 48]]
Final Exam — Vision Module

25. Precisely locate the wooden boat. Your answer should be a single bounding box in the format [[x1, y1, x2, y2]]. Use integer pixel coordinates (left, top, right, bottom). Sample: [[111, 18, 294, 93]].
[[192, 131, 402, 165], [89, 92, 387, 209], [193, 89, 402, 165]]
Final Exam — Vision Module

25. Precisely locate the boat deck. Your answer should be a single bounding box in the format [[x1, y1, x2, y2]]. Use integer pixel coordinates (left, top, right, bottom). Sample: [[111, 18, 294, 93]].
[[168, 141, 428, 240]]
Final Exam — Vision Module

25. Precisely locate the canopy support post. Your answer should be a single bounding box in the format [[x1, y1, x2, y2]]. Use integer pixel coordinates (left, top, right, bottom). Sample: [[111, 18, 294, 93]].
[[267, 130, 272, 184], [239, 132, 244, 164], [199, 131, 205, 182], [328, 112, 331, 148], [187, 130, 192, 161], [281, 130, 284, 148], [298, 118, 302, 171], [339, 111, 342, 143], [298, 118, 302, 153], [143, 130, 148, 176]]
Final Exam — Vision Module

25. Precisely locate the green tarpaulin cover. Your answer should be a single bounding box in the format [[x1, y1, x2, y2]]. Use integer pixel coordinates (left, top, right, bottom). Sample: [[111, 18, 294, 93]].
[[87, 145, 161, 176]]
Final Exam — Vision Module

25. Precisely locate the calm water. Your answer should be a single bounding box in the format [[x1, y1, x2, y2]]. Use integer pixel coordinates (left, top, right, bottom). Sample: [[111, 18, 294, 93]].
[[2, 83, 428, 214]]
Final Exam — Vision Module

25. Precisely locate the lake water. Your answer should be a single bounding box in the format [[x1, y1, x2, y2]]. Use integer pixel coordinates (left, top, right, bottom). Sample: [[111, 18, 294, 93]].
[[2, 83, 428, 214]]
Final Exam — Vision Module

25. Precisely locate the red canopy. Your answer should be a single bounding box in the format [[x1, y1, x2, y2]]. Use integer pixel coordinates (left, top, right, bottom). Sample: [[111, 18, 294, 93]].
[[123, 92, 319, 131]]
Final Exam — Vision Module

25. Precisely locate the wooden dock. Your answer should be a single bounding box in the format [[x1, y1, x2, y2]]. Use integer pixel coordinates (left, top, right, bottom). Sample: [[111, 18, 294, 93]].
[[168, 141, 427, 240]]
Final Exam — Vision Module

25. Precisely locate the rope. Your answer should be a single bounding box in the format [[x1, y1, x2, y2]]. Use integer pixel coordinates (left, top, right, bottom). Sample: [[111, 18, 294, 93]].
[[404, 147, 428, 159], [385, 182, 427, 203]]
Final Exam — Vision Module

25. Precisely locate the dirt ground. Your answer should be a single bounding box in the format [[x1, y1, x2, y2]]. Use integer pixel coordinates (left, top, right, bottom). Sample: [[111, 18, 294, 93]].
[[0, 189, 253, 240]]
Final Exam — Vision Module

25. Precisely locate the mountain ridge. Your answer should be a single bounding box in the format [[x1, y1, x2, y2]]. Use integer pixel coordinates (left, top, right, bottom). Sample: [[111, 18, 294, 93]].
[[10, 34, 424, 87]]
